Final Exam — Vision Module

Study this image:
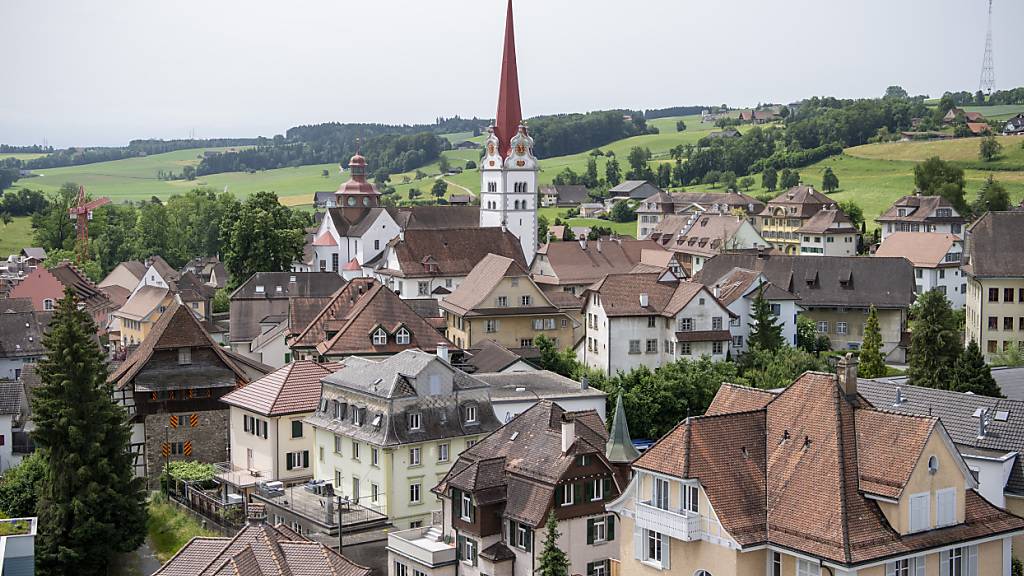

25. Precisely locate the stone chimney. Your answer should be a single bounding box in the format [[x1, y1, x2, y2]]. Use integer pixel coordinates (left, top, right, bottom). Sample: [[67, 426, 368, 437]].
[[713, 284, 720, 298], [561, 414, 575, 453], [436, 343, 449, 363], [246, 502, 267, 526], [836, 353, 858, 399]]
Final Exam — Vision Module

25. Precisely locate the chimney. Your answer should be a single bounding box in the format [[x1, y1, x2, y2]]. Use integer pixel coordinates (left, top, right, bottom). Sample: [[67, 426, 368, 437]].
[[561, 414, 575, 453], [978, 408, 989, 439], [836, 353, 858, 398], [639, 292, 649, 308], [246, 503, 267, 526], [893, 386, 905, 407], [713, 284, 720, 298], [579, 238, 587, 250], [436, 343, 449, 363], [596, 239, 602, 253], [580, 376, 589, 390]]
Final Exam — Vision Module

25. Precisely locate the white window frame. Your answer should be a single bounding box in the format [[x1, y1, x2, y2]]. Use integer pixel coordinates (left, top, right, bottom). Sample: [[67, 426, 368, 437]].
[[178, 347, 192, 365], [644, 529, 663, 565], [460, 492, 472, 521], [396, 328, 410, 345], [797, 559, 821, 576], [410, 447, 421, 466], [409, 482, 421, 504], [373, 328, 387, 346], [592, 479, 604, 501], [681, 483, 698, 513], [465, 405, 478, 423], [561, 484, 574, 506], [653, 477, 670, 510], [408, 412, 421, 430], [592, 516, 607, 542], [439, 443, 449, 462]]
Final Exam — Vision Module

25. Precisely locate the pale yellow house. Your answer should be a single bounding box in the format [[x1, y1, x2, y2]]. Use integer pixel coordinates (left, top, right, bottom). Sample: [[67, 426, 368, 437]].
[[218, 361, 338, 499], [441, 253, 577, 351], [755, 185, 834, 254], [111, 285, 175, 348], [303, 349, 503, 530], [963, 212, 1024, 360], [608, 357, 1024, 576]]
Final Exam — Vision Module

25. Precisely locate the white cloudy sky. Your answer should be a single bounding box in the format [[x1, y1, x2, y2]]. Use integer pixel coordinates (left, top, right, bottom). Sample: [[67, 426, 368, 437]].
[[2, 0, 1021, 147]]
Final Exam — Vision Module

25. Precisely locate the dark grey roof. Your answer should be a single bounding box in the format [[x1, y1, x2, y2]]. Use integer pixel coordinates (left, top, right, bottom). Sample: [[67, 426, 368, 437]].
[[474, 371, 605, 401], [0, 310, 51, 359], [992, 367, 1024, 402], [859, 378, 1024, 495], [320, 350, 488, 399], [695, 254, 915, 309], [0, 380, 24, 415], [464, 340, 527, 373], [539, 185, 590, 205], [20, 247, 46, 260], [403, 298, 442, 319], [0, 298, 34, 314], [387, 206, 480, 231], [231, 272, 346, 300], [963, 211, 1024, 277]]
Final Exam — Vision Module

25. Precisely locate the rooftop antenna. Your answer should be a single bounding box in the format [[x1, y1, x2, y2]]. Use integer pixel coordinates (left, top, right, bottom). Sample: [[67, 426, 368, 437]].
[[979, 0, 996, 94]]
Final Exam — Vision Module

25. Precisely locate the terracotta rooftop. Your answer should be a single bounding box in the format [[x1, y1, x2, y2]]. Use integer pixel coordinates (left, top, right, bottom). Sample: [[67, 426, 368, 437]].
[[379, 227, 526, 279], [583, 273, 725, 318], [532, 238, 668, 286], [221, 360, 338, 417], [874, 232, 960, 268]]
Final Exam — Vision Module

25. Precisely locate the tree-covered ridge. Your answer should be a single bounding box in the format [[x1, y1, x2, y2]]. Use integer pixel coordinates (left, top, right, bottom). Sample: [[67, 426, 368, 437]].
[[528, 109, 649, 158]]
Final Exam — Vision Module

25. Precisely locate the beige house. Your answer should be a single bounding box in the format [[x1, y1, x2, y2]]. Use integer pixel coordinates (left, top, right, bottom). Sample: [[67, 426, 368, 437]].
[[755, 185, 835, 254], [218, 361, 338, 499], [441, 254, 577, 351], [609, 357, 1024, 576], [648, 212, 768, 275], [635, 189, 765, 240], [963, 211, 1024, 360], [796, 206, 859, 256]]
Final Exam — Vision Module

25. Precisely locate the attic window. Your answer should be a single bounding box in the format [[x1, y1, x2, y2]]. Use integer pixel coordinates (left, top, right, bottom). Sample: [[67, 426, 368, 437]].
[[372, 414, 382, 427], [289, 275, 297, 283], [255, 285, 265, 294], [178, 347, 192, 366], [275, 286, 283, 293], [928, 455, 939, 474], [995, 411, 1010, 422], [372, 328, 387, 346], [396, 328, 410, 345]]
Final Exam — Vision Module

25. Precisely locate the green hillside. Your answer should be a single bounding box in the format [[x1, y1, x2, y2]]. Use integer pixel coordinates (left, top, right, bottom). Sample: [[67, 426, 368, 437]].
[[0, 217, 34, 256]]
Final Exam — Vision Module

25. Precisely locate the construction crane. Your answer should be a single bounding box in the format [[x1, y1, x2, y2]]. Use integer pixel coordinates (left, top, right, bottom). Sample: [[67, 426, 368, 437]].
[[68, 185, 110, 261]]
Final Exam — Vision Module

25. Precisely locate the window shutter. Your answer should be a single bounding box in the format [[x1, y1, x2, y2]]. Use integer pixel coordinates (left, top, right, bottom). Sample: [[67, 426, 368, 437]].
[[914, 557, 925, 576], [603, 477, 612, 498], [633, 527, 643, 560], [574, 482, 584, 504], [263, 421, 268, 439], [452, 489, 461, 518], [885, 562, 896, 576], [967, 546, 977, 576], [554, 485, 563, 505], [302, 451, 309, 468], [585, 481, 593, 502], [471, 539, 478, 567], [586, 518, 595, 545], [286, 453, 293, 470], [940, 550, 949, 576], [660, 533, 670, 569], [525, 528, 532, 552], [607, 515, 615, 541], [455, 535, 463, 560], [469, 498, 476, 522]]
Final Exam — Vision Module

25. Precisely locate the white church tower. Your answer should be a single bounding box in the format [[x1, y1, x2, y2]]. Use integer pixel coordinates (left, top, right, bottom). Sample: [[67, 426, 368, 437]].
[[479, 0, 537, 265]]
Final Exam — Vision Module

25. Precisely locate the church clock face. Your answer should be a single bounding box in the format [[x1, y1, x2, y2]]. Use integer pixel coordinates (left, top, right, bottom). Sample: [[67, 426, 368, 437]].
[[347, 196, 356, 206]]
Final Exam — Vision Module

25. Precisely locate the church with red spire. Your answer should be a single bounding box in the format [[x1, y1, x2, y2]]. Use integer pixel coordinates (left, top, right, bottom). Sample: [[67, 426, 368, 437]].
[[479, 0, 538, 265]]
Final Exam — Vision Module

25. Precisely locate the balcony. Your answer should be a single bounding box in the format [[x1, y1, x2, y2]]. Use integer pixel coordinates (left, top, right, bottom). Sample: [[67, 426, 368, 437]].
[[214, 462, 274, 489], [635, 501, 702, 542], [388, 524, 457, 568]]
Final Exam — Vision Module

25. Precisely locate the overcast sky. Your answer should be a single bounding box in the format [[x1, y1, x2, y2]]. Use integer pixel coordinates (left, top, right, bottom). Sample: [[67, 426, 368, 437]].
[[2, 0, 1021, 147]]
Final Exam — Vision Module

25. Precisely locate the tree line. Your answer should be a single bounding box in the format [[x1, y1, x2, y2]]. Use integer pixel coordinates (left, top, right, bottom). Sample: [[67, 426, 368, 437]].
[[642, 105, 707, 120], [528, 109, 650, 158]]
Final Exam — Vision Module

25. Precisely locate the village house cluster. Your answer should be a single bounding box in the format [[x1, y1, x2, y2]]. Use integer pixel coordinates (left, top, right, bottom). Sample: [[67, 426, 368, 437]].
[[4, 2, 1024, 575]]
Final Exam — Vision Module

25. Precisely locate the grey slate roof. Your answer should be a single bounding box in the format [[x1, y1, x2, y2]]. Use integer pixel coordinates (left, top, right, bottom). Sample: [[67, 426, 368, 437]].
[[992, 367, 1024, 402], [463, 340, 528, 373], [858, 378, 1024, 495], [0, 310, 51, 359], [231, 272, 346, 300], [0, 380, 24, 415], [963, 211, 1024, 278], [474, 371, 605, 402], [694, 254, 915, 309]]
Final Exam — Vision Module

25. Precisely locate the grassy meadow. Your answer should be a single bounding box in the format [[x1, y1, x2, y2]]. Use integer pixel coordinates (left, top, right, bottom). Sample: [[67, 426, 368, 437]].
[[0, 217, 34, 255]]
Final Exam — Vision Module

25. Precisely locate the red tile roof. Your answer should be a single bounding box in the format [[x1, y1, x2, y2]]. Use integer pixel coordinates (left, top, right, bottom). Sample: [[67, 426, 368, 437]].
[[221, 360, 338, 416]]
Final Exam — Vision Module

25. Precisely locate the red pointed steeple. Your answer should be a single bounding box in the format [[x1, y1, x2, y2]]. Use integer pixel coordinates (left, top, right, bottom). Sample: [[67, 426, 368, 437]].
[[494, 0, 522, 159]]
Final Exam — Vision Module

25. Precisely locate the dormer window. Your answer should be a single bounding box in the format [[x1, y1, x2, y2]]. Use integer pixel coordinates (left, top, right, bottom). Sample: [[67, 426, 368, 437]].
[[372, 328, 387, 346], [255, 285, 265, 294], [43, 299, 54, 311], [408, 412, 421, 430], [465, 404, 478, 424], [178, 347, 192, 365], [396, 328, 410, 345]]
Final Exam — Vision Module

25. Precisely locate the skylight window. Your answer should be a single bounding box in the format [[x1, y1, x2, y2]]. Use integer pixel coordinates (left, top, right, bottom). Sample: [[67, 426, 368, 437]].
[[995, 411, 1010, 422], [972, 408, 986, 418]]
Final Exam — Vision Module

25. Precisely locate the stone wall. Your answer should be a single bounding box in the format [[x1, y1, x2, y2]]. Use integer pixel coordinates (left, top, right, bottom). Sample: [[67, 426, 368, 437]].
[[143, 409, 229, 482]]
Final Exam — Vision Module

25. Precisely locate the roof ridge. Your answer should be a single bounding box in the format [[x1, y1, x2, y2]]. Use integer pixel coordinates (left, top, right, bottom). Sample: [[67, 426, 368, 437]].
[[289, 281, 354, 346], [833, 384, 852, 564]]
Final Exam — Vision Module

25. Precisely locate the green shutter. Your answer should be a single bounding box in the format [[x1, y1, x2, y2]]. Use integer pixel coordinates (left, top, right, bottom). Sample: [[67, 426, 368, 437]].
[[603, 477, 612, 498], [525, 528, 532, 552], [469, 497, 476, 522], [554, 485, 564, 506], [286, 452, 293, 470], [452, 489, 461, 518], [607, 515, 616, 541], [587, 562, 595, 576], [456, 535, 464, 560], [470, 538, 478, 566], [585, 480, 593, 502], [302, 450, 309, 468], [586, 518, 595, 545], [574, 482, 584, 504]]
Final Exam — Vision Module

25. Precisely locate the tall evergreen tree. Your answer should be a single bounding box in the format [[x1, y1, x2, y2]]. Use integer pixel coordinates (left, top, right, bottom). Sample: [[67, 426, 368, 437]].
[[951, 339, 1002, 397], [537, 511, 569, 576], [907, 290, 961, 389], [33, 289, 147, 575], [748, 283, 784, 352], [859, 305, 886, 378]]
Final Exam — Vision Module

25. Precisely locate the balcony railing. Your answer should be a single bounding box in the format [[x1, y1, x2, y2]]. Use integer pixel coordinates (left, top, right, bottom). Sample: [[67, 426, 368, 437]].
[[388, 525, 456, 568], [635, 501, 702, 542]]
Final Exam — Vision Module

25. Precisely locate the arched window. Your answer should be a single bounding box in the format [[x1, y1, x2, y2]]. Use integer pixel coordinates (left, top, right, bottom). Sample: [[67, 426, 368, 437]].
[[488, 182, 497, 193], [695, 571, 713, 576], [372, 328, 387, 346], [396, 327, 411, 345]]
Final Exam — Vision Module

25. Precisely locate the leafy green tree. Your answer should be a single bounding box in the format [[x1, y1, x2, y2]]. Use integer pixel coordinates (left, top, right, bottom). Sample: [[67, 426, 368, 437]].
[[584, 158, 600, 188], [552, 167, 580, 186], [609, 200, 636, 223], [431, 179, 448, 198], [979, 135, 1003, 162], [538, 511, 569, 576], [720, 170, 738, 191], [676, 120, 687, 132], [626, 146, 652, 180], [859, 306, 886, 378], [165, 188, 239, 265], [605, 157, 622, 187], [534, 334, 581, 378], [132, 200, 173, 263], [33, 290, 147, 575], [837, 200, 865, 230], [907, 289, 961, 389], [702, 170, 722, 188], [32, 183, 78, 252], [656, 163, 672, 188], [537, 215, 550, 243], [212, 287, 230, 313], [414, 169, 427, 180], [221, 191, 306, 285], [992, 343, 1024, 367], [738, 346, 829, 390], [974, 174, 1011, 213], [914, 156, 967, 213], [951, 340, 1002, 397], [465, 160, 476, 170], [437, 155, 450, 174], [884, 85, 909, 100], [822, 167, 839, 192], [738, 176, 755, 191], [795, 316, 823, 353], [761, 167, 778, 192], [748, 283, 784, 352], [779, 169, 801, 189], [42, 249, 102, 282], [0, 452, 45, 518]]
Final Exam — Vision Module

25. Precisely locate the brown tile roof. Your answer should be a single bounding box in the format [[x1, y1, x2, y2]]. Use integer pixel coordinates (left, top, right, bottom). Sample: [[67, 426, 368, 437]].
[[441, 254, 550, 316], [389, 205, 481, 230], [963, 211, 1024, 277], [532, 238, 669, 286], [674, 330, 732, 342], [795, 207, 858, 234], [650, 213, 754, 257], [464, 340, 527, 373], [153, 519, 370, 576], [877, 195, 965, 224], [583, 273, 720, 318], [381, 228, 526, 278], [49, 262, 113, 312], [760, 185, 834, 218], [221, 360, 338, 416], [101, 284, 131, 308], [874, 232, 960, 268], [109, 302, 261, 390], [289, 278, 452, 356], [434, 400, 616, 527], [146, 255, 180, 283], [635, 373, 1024, 567]]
